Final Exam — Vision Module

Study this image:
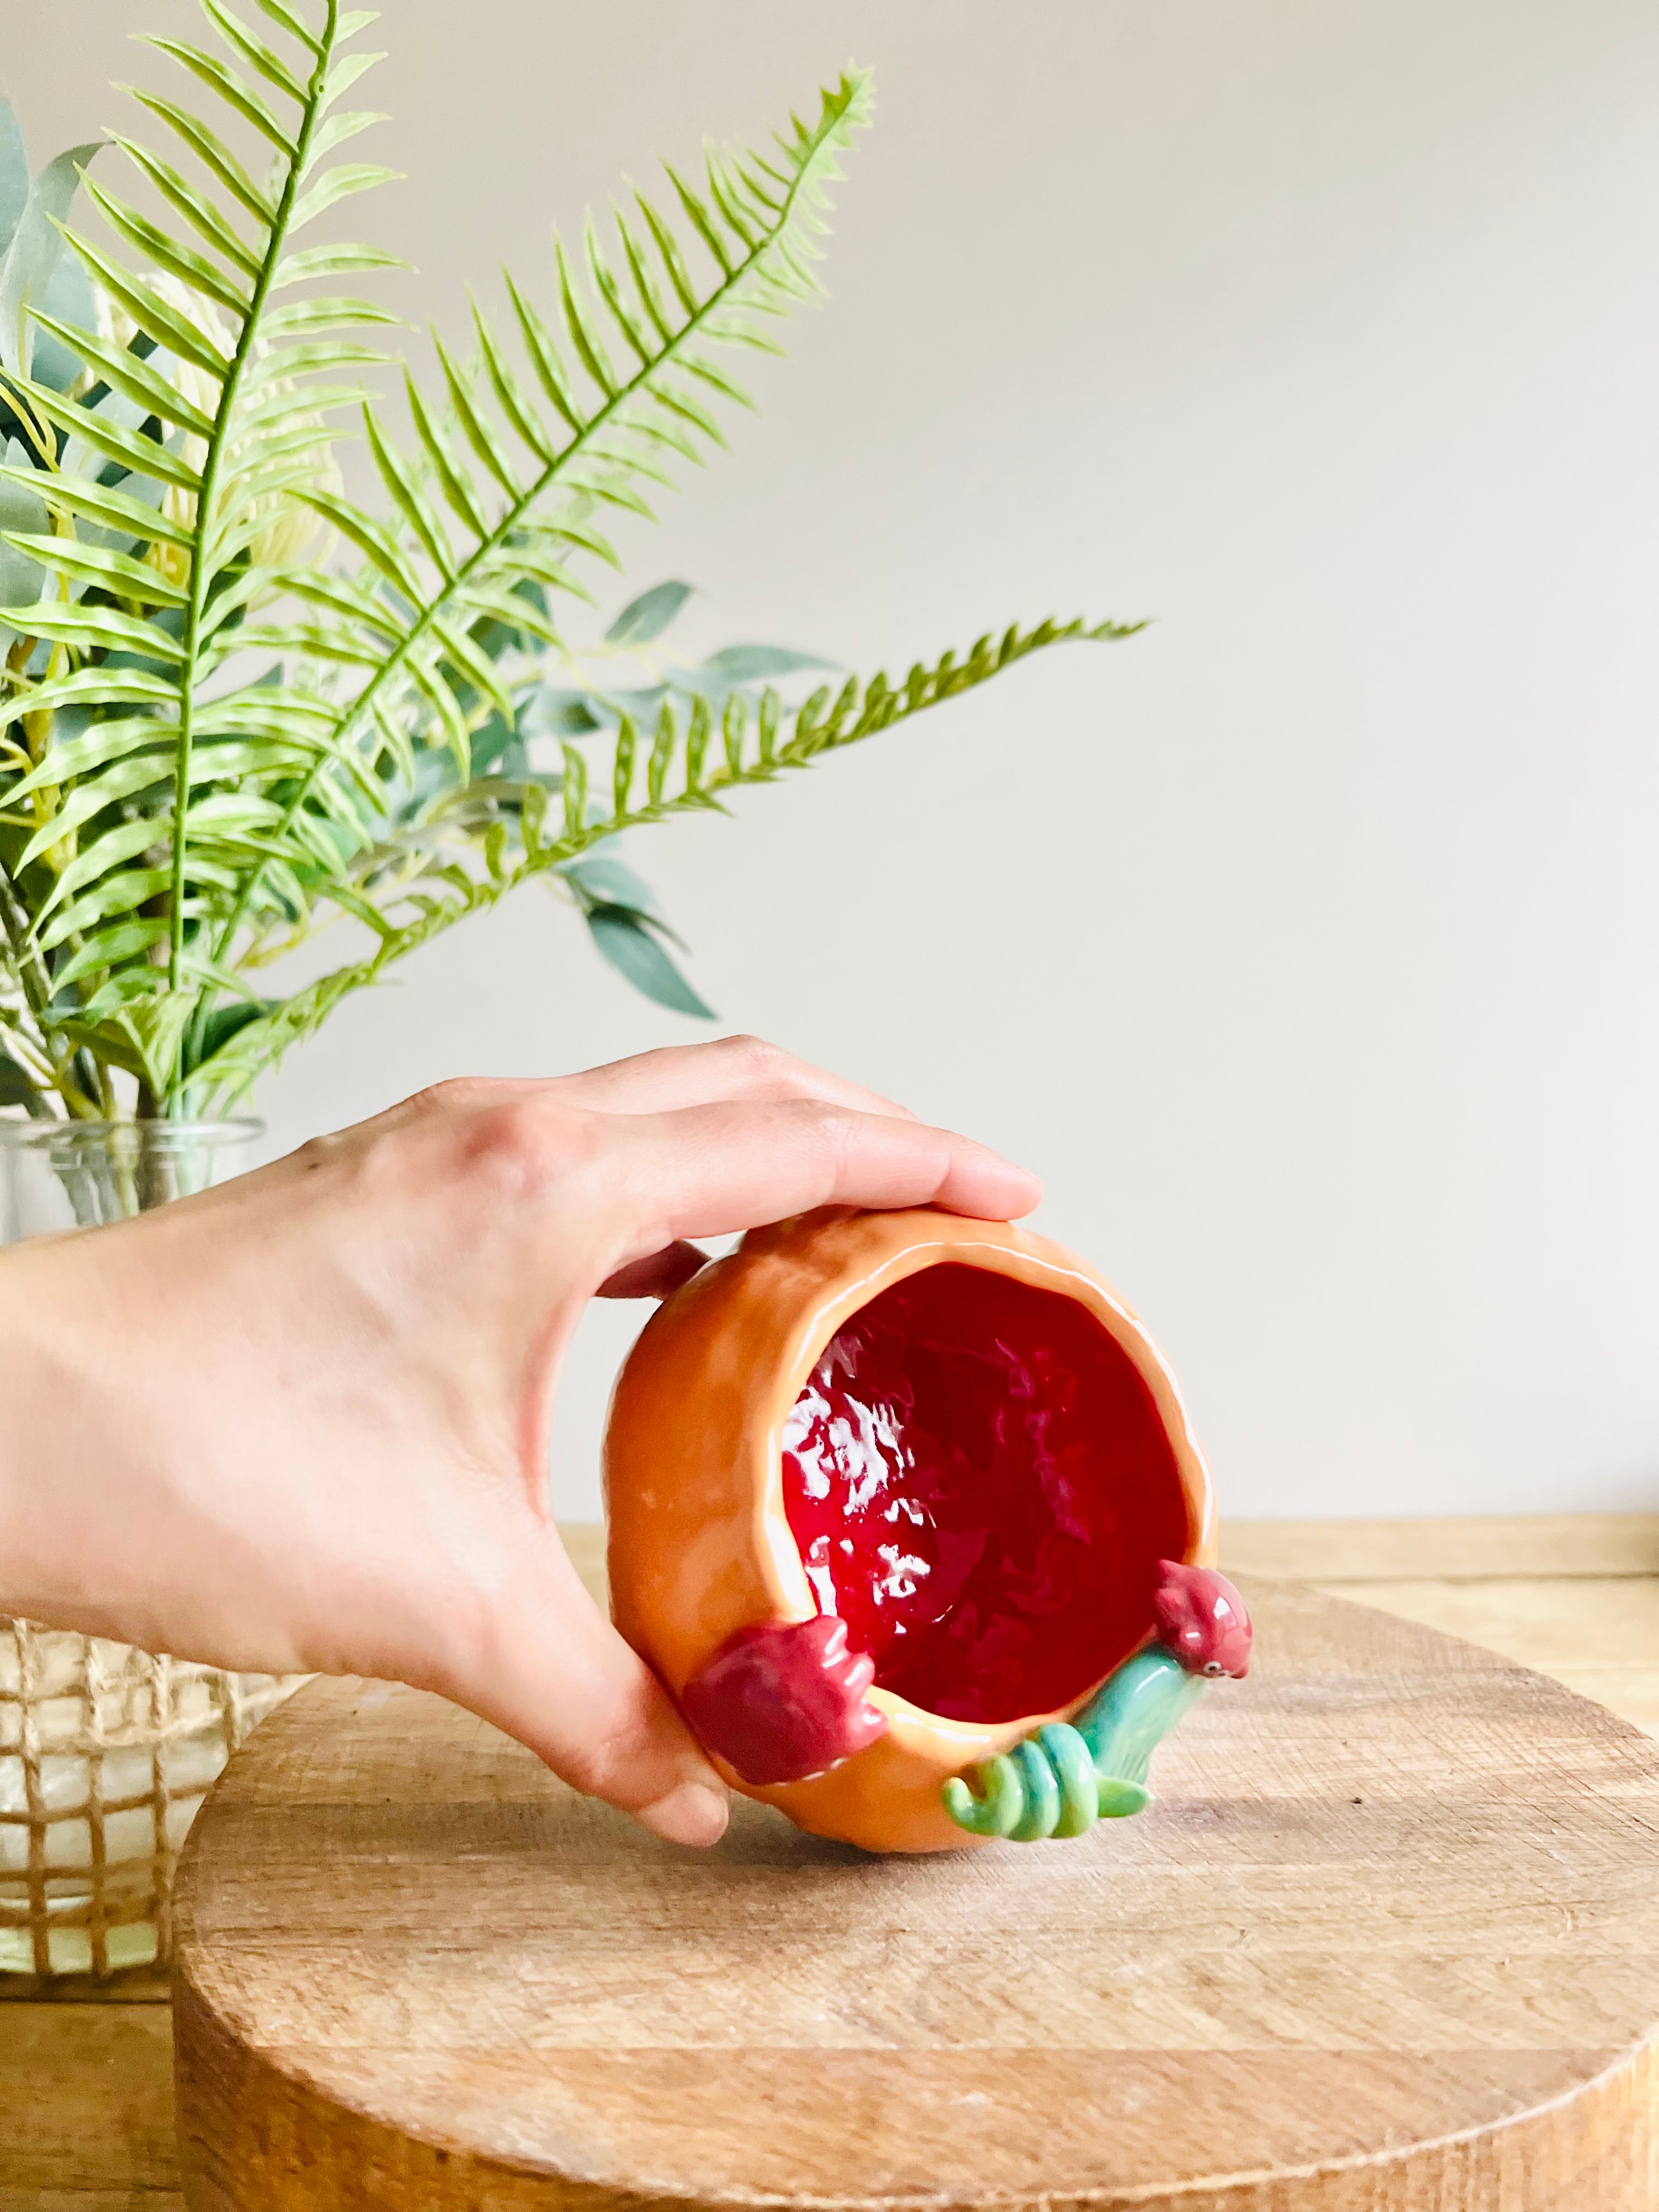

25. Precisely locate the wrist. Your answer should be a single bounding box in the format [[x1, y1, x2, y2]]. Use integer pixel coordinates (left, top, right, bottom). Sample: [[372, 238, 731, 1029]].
[[0, 1238, 111, 1629]]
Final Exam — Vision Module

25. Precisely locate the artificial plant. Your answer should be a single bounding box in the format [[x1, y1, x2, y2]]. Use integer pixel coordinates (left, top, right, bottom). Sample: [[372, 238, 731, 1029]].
[[0, 3, 1138, 1124]]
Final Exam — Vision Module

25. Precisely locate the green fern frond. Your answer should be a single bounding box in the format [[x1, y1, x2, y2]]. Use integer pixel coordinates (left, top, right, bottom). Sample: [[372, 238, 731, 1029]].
[[0, 0, 394, 1103], [0, 22, 1149, 1127], [193, 70, 879, 997], [184, 617, 1134, 1105]]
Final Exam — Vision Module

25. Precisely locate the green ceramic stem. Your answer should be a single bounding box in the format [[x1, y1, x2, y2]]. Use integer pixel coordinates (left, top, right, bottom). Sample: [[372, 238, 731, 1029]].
[[942, 1646, 1205, 1842]]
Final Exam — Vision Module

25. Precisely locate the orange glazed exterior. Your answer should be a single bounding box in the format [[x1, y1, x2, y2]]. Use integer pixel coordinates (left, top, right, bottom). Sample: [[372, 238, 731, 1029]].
[[603, 1206, 1216, 1854]]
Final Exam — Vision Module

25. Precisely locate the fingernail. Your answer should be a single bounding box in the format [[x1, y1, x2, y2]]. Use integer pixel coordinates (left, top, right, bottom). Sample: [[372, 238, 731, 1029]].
[[636, 1780, 730, 1848]]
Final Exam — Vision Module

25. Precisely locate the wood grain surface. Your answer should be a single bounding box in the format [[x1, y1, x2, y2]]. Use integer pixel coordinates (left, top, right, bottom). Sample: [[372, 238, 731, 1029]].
[[169, 1577, 1659, 2211], [1221, 1514, 1659, 1583], [12, 1519, 1659, 2212], [0, 1999, 177, 2210]]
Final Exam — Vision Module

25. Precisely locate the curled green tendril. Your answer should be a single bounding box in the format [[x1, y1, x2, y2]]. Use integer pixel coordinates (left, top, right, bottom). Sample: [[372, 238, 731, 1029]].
[[1040, 1723, 1101, 1836], [942, 1752, 1024, 1837], [942, 1646, 1200, 1843], [1009, 1735, 1060, 1840]]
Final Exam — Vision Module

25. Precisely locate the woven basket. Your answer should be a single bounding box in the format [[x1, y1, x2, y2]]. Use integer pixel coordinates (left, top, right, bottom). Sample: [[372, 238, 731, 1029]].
[[0, 1618, 298, 1982]]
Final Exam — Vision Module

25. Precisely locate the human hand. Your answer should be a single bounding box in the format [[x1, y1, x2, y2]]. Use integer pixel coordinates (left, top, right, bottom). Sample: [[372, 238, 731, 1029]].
[[0, 1038, 1039, 1847]]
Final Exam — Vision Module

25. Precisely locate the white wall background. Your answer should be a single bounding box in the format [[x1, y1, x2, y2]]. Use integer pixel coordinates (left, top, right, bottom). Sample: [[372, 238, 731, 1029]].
[[13, 1, 1659, 1523]]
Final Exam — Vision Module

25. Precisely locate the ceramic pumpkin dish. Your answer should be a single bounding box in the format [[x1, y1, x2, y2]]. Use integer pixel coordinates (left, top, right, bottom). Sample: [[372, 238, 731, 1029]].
[[604, 1205, 1251, 1854]]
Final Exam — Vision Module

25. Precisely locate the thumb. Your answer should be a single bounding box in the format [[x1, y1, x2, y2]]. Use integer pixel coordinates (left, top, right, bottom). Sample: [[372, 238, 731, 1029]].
[[440, 1523, 730, 1847]]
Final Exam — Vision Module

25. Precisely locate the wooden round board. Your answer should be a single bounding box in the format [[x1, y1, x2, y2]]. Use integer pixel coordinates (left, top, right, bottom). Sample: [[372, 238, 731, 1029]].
[[173, 1579, 1659, 2210]]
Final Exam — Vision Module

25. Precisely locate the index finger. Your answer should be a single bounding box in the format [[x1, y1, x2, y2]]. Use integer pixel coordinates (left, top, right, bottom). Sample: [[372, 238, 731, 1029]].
[[607, 1097, 1040, 1258], [550, 1036, 915, 1121]]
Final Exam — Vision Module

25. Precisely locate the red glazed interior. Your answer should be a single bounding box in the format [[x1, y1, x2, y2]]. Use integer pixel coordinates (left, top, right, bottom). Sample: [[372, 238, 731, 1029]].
[[781, 1262, 1192, 1725]]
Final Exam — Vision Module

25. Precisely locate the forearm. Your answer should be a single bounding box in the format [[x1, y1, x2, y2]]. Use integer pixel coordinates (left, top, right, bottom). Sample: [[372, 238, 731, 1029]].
[[0, 1236, 116, 1632], [0, 1200, 416, 1675]]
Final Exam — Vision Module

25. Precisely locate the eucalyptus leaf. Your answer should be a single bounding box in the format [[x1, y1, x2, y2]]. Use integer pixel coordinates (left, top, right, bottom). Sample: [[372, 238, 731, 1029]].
[[518, 687, 606, 737], [561, 850, 665, 923], [0, 140, 101, 376], [31, 247, 99, 394], [585, 902, 714, 1018], [605, 579, 693, 647], [0, 101, 29, 255], [468, 713, 517, 776], [700, 643, 835, 684]]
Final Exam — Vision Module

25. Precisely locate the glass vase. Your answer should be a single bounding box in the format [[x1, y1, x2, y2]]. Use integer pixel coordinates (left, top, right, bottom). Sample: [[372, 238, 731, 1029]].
[[0, 1119, 301, 1986]]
